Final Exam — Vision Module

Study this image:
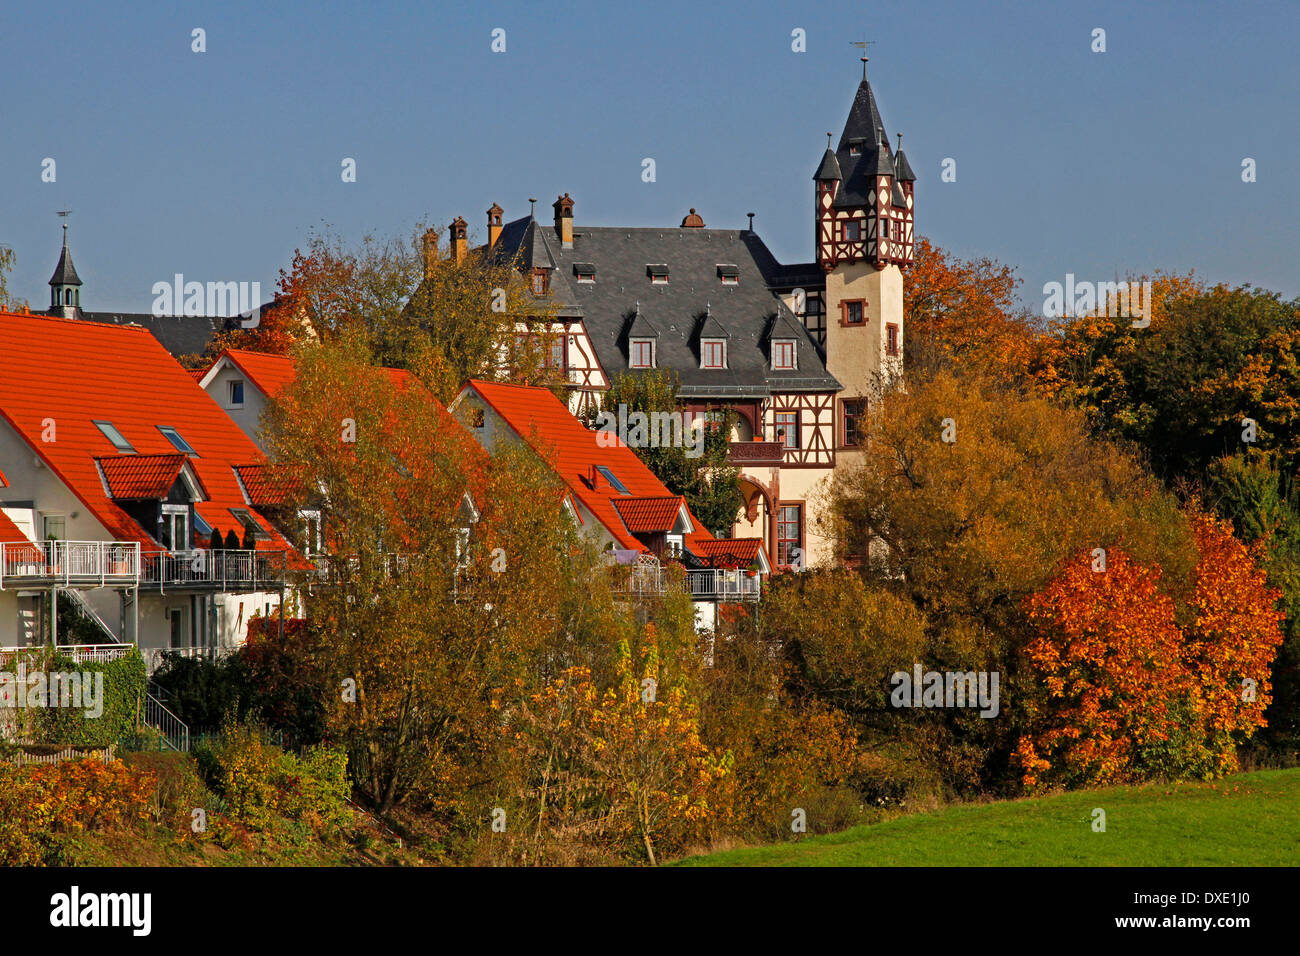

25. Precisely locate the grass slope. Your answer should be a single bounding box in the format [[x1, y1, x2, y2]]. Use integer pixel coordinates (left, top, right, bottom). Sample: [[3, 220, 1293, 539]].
[[680, 769, 1300, 867]]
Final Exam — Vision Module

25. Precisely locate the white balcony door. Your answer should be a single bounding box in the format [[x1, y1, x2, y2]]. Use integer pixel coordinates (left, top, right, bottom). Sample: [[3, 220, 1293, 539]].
[[161, 505, 189, 553]]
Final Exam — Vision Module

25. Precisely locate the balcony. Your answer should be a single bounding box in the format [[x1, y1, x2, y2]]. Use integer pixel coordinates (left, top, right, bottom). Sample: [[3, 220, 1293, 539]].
[[609, 562, 762, 603], [0, 643, 137, 666], [728, 440, 784, 466], [140, 549, 288, 593], [0, 541, 140, 590], [687, 568, 761, 602]]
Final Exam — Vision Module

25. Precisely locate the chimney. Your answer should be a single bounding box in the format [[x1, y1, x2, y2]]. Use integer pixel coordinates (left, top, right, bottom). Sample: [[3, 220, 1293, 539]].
[[588, 464, 608, 489], [487, 203, 504, 250], [449, 217, 468, 265], [553, 193, 574, 248], [421, 227, 440, 279]]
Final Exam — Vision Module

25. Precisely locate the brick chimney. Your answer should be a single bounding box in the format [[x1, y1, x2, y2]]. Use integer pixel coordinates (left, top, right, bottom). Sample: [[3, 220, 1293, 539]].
[[487, 203, 504, 250], [449, 216, 468, 265], [421, 227, 440, 279], [553, 193, 574, 248]]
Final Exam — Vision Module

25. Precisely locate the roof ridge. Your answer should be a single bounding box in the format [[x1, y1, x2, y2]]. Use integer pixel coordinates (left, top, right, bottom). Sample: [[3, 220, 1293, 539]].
[[0, 310, 154, 333]]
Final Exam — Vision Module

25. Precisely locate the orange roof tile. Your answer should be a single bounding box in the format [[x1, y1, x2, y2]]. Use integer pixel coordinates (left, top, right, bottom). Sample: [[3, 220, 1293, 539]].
[[691, 538, 765, 568], [233, 463, 305, 507], [462, 380, 713, 553], [97, 453, 193, 500], [612, 496, 687, 534], [0, 510, 31, 543], [217, 348, 415, 398], [0, 311, 298, 555]]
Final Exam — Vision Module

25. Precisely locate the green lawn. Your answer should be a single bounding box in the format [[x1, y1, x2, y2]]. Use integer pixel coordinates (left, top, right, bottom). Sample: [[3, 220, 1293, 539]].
[[679, 768, 1300, 866]]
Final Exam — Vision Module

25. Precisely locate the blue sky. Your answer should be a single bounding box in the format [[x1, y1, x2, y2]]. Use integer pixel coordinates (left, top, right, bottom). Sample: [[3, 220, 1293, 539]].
[[3, 0, 1297, 313]]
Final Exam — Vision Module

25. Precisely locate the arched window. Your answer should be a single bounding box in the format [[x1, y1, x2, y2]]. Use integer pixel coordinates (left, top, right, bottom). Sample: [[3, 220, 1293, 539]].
[[65, 289, 73, 305]]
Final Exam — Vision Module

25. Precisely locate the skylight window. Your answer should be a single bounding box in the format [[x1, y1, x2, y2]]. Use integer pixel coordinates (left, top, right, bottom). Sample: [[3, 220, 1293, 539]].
[[158, 426, 198, 457], [647, 264, 669, 284], [229, 507, 270, 541], [93, 421, 135, 454], [596, 466, 630, 496]]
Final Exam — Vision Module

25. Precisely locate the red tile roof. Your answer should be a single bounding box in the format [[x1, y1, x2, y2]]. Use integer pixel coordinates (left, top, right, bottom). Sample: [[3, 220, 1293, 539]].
[[215, 348, 415, 398], [691, 538, 765, 569], [233, 463, 305, 507], [97, 453, 193, 500], [0, 312, 297, 555], [0, 510, 31, 543], [612, 496, 687, 534], [461, 380, 713, 553]]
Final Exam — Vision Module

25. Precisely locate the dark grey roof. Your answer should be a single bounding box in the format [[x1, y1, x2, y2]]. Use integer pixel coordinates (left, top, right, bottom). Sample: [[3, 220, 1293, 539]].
[[892, 181, 907, 207], [894, 148, 916, 182], [48, 245, 82, 287], [813, 148, 842, 181], [501, 225, 840, 397], [829, 79, 897, 210], [697, 309, 729, 339], [626, 307, 659, 339]]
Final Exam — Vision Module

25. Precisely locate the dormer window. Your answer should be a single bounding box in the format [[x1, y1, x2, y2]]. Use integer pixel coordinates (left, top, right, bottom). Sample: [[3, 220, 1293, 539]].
[[531, 268, 549, 295], [93, 421, 135, 454], [848, 138, 864, 156], [771, 340, 797, 371], [647, 264, 669, 285], [573, 263, 596, 284], [630, 338, 656, 369], [717, 264, 740, 285], [701, 339, 727, 369]]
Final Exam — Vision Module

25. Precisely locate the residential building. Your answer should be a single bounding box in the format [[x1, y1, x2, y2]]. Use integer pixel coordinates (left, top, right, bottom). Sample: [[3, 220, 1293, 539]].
[[0, 312, 301, 658], [452, 379, 770, 630]]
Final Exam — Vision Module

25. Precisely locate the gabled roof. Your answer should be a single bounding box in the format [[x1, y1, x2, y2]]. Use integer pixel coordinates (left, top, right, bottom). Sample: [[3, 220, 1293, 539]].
[[201, 348, 416, 398], [612, 496, 690, 534], [458, 380, 710, 553], [97, 453, 202, 500], [0, 311, 296, 553], [234, 463, 305, 507], [691, 538, 771, 573]]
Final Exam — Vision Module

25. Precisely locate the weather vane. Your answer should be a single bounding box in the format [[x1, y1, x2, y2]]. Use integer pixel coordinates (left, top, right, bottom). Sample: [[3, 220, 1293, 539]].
[[851, 40, 875, 78]]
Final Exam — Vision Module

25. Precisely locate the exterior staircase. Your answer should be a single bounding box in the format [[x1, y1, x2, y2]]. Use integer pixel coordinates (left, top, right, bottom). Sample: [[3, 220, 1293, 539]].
[[143, 681, 190, 752]]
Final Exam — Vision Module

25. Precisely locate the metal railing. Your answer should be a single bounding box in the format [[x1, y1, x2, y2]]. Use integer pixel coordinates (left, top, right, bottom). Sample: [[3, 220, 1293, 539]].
[[687, 568, 762, 602], [140, 548, 287, 592], [145, 644, 236, 674], [0, 643, 136, 666], [143, 691, 190, 752], [0, 540, 140, 589]]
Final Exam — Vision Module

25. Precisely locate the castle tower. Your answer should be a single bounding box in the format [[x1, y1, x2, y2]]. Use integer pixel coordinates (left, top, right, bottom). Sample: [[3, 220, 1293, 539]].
[[815, 59, 914, 399], [48, 222, 83, 319]]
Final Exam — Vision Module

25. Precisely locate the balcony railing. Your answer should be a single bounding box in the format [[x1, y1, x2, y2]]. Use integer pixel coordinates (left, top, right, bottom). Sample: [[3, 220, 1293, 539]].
[[728, 440, 784, 466], [610, 563, 762, 603], [0, 643, 137, 666], [0, 541, 140, 589], [687, 568, 761, 602], [140, 549, 287, 592]]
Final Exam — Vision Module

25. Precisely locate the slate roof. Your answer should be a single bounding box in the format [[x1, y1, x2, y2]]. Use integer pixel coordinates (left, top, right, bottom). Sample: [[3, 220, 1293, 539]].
[[492, 220, 840, 398], [824, 78, 897, 210], [97, 453, 195, 500], [48, 242, 82, 287], [0, 311, 298, 554]]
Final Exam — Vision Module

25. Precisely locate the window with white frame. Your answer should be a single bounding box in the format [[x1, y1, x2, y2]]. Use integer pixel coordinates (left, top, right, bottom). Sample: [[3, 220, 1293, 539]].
[[771, 340, 797, 371]]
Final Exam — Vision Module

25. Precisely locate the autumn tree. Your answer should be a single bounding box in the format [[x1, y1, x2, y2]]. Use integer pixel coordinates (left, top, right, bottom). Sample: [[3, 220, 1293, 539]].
[[262, 336, 585, 815]]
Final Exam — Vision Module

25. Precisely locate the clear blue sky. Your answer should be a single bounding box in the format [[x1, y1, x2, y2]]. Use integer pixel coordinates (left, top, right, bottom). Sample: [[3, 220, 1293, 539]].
[[3, 0, 1296, 314]]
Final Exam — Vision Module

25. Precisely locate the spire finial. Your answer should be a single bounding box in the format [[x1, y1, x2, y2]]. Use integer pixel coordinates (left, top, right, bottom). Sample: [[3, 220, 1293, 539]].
[[850, 40, 875, 79], [746, 212, 755, 232], [826, 131, 833, 149], [528, 197, 537, 217], [896, 133, 903, 152], [57, 210, 72, 247]]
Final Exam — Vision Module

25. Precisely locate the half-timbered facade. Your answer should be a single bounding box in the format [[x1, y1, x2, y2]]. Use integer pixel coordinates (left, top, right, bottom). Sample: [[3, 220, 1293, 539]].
[[431, 65, 914, 567]]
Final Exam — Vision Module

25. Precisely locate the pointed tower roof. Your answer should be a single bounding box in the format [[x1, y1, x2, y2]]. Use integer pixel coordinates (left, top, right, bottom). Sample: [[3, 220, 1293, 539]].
[[837, 77, 888, 153], [894, 148, 916, 182], [48, 224, 82, 287], [813, 147, 843, 181]]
